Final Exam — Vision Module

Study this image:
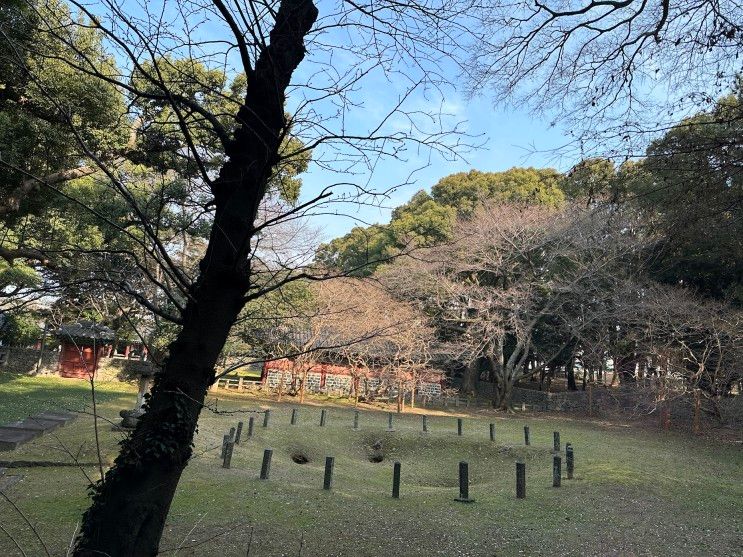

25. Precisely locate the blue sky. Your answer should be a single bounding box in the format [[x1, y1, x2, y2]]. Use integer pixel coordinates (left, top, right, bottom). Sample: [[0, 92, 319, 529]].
[[102, 0, 575, 243], [294, 91, 572, 242]]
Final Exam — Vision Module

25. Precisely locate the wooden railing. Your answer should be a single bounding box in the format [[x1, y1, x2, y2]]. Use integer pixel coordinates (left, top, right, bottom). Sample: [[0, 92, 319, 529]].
[[212, 375, 263, 392]]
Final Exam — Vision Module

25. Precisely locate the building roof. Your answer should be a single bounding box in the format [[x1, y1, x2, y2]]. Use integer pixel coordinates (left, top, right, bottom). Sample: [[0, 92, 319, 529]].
[[57, 321, 116, 342]]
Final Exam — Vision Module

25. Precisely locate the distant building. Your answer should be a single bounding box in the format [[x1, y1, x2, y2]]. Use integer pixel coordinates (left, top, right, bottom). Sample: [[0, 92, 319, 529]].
[[56, 321, 149, 378], [56, 322, 116, 378], [262, 358, 445, 399]]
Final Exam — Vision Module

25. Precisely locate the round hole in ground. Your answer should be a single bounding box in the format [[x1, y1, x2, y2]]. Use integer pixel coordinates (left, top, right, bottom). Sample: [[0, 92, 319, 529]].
[[290, 451, 309, 464]]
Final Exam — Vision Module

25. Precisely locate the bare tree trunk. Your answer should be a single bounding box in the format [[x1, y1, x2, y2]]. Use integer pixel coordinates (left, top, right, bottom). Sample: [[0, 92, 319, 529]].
[[299, 366, 308, 403], [692, 389, 701, 434], [582, 366, 587, 391], [493, 379, 513, 410], [73, 2, 318, 554], [567, 355, 577, 391], [491, 360, 515, 410], [461, 359, 479, 394]]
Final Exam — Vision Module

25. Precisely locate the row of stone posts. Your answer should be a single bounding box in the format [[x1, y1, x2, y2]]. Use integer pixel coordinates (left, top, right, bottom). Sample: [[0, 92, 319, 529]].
[[221, 414, 262, 468], [251, 447, 575, 499], [235, 408, 570, 449], [258, 408, 560, 452]]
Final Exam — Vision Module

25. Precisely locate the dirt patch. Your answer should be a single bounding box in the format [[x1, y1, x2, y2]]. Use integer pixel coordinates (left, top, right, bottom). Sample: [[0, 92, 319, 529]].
[[367, 439, 385, 462], [290, 450, 310, 464]]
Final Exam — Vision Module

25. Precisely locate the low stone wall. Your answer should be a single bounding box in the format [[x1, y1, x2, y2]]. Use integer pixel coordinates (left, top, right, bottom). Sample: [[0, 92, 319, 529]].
[[0, 347, 59, 375], [264, 369, 442, 398], [0, 347, 157, 380], [473, 379, 742, 429]]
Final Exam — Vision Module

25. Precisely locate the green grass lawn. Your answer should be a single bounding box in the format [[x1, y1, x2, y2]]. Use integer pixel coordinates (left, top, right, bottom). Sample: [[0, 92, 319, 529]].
[[0, 374, 741, 556]]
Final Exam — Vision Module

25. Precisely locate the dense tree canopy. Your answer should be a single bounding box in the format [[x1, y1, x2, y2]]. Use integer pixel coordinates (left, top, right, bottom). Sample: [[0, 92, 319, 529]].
[[628, 89, 743, 303], [316, 167, 565, 275]]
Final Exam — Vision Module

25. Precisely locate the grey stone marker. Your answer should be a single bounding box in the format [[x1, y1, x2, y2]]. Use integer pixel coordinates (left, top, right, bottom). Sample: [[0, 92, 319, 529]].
[[524, 425, 530, 446], [455, 461, 474, 502], [553, 431, 561, 452], [248, 416, 255, 437], [553, 455, 562, 487], [566, 444, 574, 479], [263, 409, 270, 428], [386, 412, 395, 432], [353, 410, 359, 430], [222, 440, 234, 469], [5, 418, 63, 434], [235, 421, 244, 444], [516, 461, 526, 499], [392, 461, 401, 498], [320, 409, 327, 427], [0, 427, 39, 451], [229, 426, 236, 440], [290, 408, 298, 425], [221, 434, 231, 459], [422, 415, 428, 433], [260, 448, 273, 480], [489, 423, 495, 442], [32, 411, 77, 424], [457, 418, 463, 436], [323, 456, 335, 490]]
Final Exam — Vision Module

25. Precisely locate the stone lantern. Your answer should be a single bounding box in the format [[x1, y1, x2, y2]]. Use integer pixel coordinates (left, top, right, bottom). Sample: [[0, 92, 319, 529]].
[[119, 362, 159, 428]]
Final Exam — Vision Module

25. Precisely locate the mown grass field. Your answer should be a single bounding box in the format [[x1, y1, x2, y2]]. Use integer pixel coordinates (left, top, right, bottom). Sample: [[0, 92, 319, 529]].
[[0, 373, 741, 556]]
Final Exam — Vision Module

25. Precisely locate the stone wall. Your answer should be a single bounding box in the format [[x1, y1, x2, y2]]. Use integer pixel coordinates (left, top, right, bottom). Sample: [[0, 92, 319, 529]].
[[474, 380, 743, 428], [264, 369, 442, 398], [0, 347, 59, 375], [0, 346, 157, 379]]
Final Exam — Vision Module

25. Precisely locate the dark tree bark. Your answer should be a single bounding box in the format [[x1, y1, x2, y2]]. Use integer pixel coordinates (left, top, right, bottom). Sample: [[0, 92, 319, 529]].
[[492, 378, 512, 410], [73, 1, 318, 555], [567, 355, 577, 391], [615, 354, 637, 385], [461, 358, 479, 395]]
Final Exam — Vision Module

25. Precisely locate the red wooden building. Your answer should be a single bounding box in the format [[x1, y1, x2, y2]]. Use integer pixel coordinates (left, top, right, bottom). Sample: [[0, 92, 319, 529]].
[[56, 322, 115, 379]]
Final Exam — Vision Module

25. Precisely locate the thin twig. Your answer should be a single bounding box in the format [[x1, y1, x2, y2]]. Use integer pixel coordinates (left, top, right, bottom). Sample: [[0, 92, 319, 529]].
[[0, 490, 52, 557], [0, 521, 28, 557]]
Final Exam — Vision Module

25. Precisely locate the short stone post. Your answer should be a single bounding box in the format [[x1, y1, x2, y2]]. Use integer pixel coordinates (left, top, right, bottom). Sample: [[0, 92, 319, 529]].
[[552, 454, 562, 487], [386, 412, 395, 432], [222, 440, 234, 469], [262, 409, 270, 428], [566, 444, 574, 479], [259, 448, 273, 480], [235, 422, 244, 444], [247, 416, 255, 438], [229, 426, 236, 440], [323, 456, 335, 490], [516, 461, 526, 499], [553, 431, 560, 452], [455, 461, 474, 502], [524, 425, 530, 446], [353, 410, 360, 430], [422, 415, 428, 433], [392, 461, 401, 499], [221, 434, 231, 459], [320, 409, 327, 427], [457, 418, 463, 436], [291, 408, 298, 425], [489, 423, 495, 442]]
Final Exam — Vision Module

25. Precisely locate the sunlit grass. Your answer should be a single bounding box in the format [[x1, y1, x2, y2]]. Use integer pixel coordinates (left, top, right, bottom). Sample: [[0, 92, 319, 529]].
[[0, 375, 741, 556]]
